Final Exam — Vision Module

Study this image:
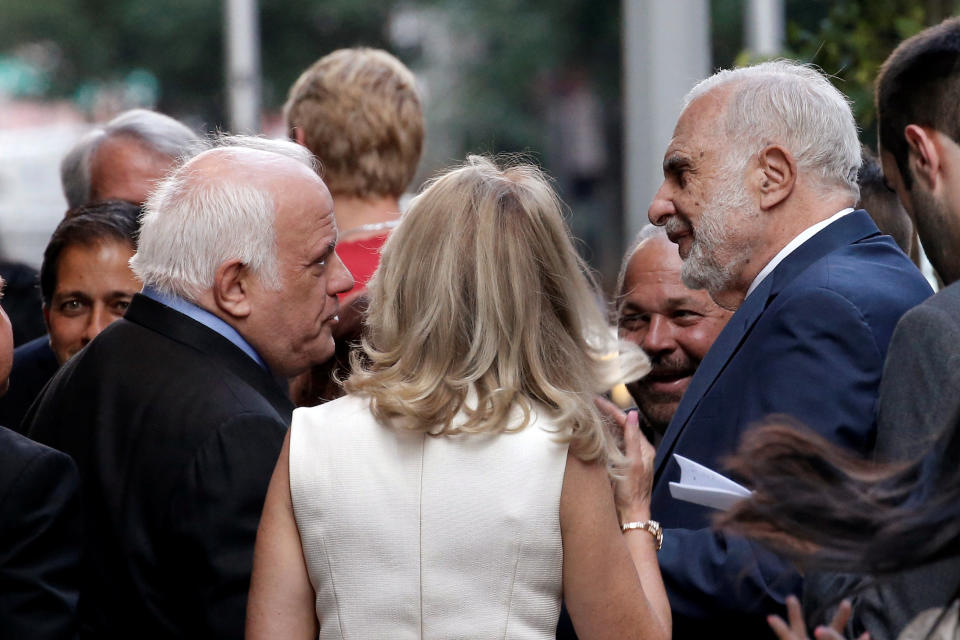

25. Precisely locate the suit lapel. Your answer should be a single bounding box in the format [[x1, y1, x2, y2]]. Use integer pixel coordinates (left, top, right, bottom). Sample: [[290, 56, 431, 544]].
[[652, 210, 882, 479], [124, 294, 294, 419], [653, 275, 773, 477]]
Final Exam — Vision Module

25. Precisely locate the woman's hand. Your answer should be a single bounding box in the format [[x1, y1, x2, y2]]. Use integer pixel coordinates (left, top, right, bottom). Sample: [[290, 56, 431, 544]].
[[595, 397, 656, 523], [768, 595, 869, 640]]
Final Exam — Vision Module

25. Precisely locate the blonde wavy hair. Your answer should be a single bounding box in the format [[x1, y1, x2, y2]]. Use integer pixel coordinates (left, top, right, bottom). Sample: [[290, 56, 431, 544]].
[[345, 156, 649, 467]]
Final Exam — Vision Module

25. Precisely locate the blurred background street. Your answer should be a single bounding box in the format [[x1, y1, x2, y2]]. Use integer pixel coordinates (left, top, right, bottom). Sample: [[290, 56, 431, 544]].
[[0, 0, 951, 288]]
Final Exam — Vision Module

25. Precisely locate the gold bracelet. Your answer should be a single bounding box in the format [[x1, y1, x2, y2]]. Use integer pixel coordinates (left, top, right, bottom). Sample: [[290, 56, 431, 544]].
[[621, 520, 663, 551]]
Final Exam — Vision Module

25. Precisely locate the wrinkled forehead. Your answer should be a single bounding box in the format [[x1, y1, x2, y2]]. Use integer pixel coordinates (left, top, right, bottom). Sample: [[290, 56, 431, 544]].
[[187, 146, 304, 176], [273, 174, 335, 243], [625, 239, 682, 286], [186, 147, 325, 202], [672, 88, 733, 148]]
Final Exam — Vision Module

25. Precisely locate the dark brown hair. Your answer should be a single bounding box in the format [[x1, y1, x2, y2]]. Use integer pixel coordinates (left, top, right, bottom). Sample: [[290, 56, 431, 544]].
[[857, 146, 914, 255], [718, 411, 960, 576], [41, 200, 141, 305], [876, 17, 960, 191]]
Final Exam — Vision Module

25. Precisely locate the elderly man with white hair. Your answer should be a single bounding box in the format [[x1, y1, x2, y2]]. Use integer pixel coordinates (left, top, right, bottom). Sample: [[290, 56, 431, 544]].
[[60, 108, 199, 208], [642, 61, 932, 637], [26, 136, 353, 639]]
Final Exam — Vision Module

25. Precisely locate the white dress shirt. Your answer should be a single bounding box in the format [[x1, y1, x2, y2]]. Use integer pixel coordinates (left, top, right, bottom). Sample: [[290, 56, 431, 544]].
[[745, 208, 855, 300]]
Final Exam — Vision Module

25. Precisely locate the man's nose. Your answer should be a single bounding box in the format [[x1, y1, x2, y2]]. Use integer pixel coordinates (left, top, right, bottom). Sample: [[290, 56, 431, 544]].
[[328, 252, 355, 296], [642, 315, 676, 356], [648, 190, 675, 227], [81, 306, 111, 345]]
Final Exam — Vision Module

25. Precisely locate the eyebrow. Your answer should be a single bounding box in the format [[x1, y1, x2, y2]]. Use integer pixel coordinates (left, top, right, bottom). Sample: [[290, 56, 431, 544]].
[[664, 295, 697, 307], [620, 296, 700, 314], [315, 240, 336, 263], [52, 291, 93, 302], [663, 154, 692, 176]]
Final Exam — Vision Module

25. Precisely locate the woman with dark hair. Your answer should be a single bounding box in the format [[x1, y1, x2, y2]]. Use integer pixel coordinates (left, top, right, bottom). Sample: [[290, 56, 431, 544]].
[[719, 409, 960, 639]]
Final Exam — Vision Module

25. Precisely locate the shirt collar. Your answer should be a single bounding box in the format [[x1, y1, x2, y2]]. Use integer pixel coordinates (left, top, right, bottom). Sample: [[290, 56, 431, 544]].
[[140, 286, 269, 372], [745, 208, 855, 300]]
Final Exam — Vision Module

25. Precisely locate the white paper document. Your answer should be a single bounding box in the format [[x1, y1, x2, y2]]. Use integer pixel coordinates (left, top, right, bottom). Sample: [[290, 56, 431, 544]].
[[668, 454, 752, 511]]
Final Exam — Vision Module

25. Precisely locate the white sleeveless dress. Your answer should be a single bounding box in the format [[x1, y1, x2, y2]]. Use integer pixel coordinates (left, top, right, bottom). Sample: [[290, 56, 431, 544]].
[[289, 393, 570, 640]]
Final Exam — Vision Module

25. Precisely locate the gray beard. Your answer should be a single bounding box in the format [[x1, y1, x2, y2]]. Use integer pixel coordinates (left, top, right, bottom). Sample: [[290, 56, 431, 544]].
[[679, 210, 745, 296], [681, 242, 734, 295]]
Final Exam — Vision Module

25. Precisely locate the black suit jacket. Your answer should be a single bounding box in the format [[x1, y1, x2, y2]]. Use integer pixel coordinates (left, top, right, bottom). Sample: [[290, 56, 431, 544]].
[[0, 336, 60, 434], [650, 212, 932, 637], [0, 425, 81, 640], [0, 261, 46, 347], [26, 294, 293, 640]]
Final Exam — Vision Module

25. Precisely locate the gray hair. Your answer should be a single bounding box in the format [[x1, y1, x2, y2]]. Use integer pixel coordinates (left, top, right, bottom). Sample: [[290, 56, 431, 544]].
[[684, 60, 861, 200], [615, 224, 669, 308], [60, 109, 201, 208], [129, 135, 317, 302]]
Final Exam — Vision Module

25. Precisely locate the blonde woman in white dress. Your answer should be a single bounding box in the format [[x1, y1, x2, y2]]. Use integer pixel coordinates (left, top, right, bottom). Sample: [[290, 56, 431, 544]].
[[246, 156, 671, 640]]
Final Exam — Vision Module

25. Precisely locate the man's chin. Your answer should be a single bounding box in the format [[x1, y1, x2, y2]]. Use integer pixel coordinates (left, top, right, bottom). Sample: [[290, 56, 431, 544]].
[[310, 338, 338, 367], [635, 403, 675, 437], [631, 391, 680, 426]]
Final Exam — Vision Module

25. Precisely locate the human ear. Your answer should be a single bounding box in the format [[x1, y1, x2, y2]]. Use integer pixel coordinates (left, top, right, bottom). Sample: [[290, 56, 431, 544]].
[[293, 127, 306, 146], [904, 124, 941, 191], [757, 144, 796, 210], [213, 259, 252, 319]]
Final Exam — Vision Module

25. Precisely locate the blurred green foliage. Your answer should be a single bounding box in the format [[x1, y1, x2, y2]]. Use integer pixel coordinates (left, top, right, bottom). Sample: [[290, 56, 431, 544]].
[[0, 0, 222, 118], [735, 0, 957, 149], [3, 0, 958, 279], [0, 0, 619, 149], [0, 0, 624, 274], [0, 0, 395, 126], [3, 0, 959, 149]]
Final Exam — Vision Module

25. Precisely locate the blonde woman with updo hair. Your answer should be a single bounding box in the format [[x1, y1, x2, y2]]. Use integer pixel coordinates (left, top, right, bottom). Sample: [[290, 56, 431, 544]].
[[246, 156, 671, 640]]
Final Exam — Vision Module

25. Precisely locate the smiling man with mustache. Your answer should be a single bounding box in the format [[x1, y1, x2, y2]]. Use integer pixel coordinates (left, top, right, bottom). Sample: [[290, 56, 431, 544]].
[[616, 225, 731, 444]]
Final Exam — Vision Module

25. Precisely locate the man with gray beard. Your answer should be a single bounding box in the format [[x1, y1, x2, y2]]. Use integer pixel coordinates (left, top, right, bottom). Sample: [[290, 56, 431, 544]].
[[643, 60, 931, 637]]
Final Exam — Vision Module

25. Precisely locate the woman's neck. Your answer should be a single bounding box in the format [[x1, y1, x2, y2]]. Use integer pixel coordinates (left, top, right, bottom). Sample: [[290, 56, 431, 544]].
[[334, 195, 402, 242]]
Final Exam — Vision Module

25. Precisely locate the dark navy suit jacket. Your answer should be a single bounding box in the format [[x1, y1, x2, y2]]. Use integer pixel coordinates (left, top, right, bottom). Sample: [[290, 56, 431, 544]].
[[651, 210, 933, 638], [0, 336, 59, 434], [0, 425, 81, 640]]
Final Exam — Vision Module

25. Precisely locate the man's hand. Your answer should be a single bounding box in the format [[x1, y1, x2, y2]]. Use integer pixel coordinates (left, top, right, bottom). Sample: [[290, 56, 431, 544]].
[[768, 595, 870, 640]]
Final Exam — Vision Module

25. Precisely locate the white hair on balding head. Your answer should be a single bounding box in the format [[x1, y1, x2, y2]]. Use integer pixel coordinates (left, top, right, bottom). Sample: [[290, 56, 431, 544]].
[[60, 109, 201, 208], [209, 133, 318, 171], [616, 224, 668, 296], [634, 222, 669, 244], [130, 135, 317, 302], [684, 60, 861, 200]]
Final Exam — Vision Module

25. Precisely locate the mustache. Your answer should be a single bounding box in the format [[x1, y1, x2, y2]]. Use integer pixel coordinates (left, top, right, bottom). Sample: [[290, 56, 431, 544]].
[[662, 216, 692, 237], [641, 353, 697, 381]]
